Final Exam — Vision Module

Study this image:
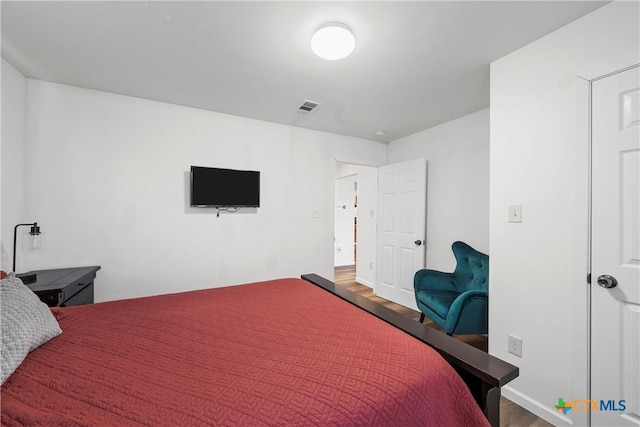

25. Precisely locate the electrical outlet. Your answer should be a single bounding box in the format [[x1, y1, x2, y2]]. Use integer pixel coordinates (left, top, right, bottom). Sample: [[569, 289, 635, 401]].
[[311, 209, 320, 218], [508, 334, 523, 357], [369, 262, 374, 270]]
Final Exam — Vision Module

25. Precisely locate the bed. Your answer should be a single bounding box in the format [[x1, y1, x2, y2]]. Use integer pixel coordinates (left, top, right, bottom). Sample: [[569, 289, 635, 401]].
[[1, 274, 518, 426]]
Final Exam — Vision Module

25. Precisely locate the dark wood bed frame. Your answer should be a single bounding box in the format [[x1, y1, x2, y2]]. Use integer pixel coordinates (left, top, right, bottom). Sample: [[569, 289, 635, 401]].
[[301, 274, 519, 427]]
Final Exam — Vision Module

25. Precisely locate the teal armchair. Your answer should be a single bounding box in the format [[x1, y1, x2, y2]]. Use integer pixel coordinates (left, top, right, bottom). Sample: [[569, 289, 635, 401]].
[[414, 241, 488, 335]]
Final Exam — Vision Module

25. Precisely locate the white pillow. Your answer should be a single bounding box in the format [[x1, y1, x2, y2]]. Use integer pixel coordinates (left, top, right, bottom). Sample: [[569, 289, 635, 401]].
[[1, 273, 62, 385]]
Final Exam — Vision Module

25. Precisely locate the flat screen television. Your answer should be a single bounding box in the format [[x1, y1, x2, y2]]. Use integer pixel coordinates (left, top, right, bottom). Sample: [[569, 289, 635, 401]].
[[190, 166, 260, 208]]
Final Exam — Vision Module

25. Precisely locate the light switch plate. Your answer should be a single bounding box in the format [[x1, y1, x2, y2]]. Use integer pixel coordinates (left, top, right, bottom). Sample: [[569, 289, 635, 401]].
[[508, 204, 523, 223]]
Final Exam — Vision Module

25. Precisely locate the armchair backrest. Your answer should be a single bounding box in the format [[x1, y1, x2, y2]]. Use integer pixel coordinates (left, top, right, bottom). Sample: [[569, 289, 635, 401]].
[[451, 241, 489, 292]]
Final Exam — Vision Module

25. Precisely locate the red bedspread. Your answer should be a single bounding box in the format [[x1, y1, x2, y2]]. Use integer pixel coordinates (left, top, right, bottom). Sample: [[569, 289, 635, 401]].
[[1, 278, 489, 426]]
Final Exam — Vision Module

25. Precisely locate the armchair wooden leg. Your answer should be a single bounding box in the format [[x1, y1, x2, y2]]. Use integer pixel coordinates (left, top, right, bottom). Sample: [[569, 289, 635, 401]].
[[419, 313, 425, 323]]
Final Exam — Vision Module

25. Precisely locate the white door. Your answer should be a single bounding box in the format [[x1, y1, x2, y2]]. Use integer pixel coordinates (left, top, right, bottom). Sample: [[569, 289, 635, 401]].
[[376, 159, 426, 309], [591, 66, 640, 426], [334, 175, 356, 267]]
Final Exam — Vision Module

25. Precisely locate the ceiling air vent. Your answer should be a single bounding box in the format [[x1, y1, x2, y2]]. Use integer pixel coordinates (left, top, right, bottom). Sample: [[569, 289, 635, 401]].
[[297, 100, 322, 115]]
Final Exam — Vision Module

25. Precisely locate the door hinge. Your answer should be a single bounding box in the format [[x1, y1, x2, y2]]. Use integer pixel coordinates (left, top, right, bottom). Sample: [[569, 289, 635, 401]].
[[587, 273, 591, 284]]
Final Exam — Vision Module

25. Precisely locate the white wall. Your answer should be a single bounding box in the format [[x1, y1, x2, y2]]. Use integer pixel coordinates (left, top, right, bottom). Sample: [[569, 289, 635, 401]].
[[490, 2, 639, 425], [387, 109, 489, 272], [13, 79, 387, 302], [1, 59, 27, 272]]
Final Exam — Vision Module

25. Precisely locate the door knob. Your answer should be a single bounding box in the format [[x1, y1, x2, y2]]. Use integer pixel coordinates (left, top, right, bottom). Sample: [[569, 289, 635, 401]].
[[597, 275, 618, 289], [414, 240, 423, 246]]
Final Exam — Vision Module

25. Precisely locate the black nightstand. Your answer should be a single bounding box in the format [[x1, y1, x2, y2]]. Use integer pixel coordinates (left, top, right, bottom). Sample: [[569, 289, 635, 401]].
[[25, 266, 101, 307]]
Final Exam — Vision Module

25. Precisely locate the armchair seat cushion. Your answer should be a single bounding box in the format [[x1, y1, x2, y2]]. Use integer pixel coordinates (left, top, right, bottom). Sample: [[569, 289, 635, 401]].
[[416, 290, 459, 320]]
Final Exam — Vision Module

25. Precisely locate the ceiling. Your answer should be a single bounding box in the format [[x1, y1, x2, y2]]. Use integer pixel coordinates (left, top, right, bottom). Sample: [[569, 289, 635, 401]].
[[1, 1, 607, 142]]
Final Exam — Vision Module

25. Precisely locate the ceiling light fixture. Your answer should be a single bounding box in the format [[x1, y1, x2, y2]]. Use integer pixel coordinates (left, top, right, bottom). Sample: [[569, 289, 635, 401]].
[[311, 23, 355, 60]]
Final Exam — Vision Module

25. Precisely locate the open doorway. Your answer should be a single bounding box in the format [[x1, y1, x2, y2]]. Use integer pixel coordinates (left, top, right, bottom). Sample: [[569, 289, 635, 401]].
[[334, 174, 356, 268], [334, 163, 377, 288]]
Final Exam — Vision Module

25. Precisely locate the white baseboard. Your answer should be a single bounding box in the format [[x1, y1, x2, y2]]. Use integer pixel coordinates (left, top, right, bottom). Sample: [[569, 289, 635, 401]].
[[502, 385, 573, 426], [355, 277, 373, 288]]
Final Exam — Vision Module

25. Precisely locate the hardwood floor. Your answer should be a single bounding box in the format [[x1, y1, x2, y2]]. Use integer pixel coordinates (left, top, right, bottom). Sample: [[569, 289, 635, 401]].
[[334, 266, 488, 351], [333, 265, 552, 427]]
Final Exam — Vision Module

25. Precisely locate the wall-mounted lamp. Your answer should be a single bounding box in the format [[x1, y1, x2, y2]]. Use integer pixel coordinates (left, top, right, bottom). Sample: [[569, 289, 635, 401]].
[[13, 222, 42, 284]]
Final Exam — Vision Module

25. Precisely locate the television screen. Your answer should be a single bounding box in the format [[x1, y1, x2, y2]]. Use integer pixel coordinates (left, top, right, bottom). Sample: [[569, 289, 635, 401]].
[[190, 166, 260, 208]]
